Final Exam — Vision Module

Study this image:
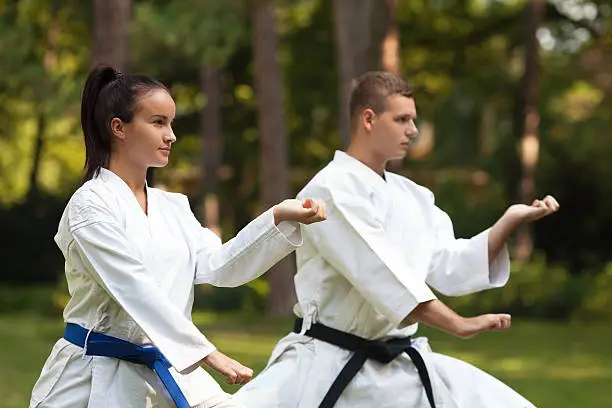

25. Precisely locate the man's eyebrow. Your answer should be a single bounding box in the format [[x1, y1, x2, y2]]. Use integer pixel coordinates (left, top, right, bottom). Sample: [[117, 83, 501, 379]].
[[394, 113, 416, 119]]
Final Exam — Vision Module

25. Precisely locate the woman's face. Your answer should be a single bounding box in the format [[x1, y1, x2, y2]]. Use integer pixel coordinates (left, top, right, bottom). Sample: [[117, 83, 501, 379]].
[[113, 89, 177, 169]]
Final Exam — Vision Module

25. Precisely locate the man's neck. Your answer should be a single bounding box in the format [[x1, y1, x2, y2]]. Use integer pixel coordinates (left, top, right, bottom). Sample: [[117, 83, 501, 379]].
[[346, 142, 386, 177]]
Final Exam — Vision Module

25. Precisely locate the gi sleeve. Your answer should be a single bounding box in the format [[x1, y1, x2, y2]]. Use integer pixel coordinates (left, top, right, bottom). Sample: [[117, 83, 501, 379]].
[[425, 206, 510, 296], [302, 183, 437, 328], [67, 192, 216, 373], [186, 200, 303, 287]]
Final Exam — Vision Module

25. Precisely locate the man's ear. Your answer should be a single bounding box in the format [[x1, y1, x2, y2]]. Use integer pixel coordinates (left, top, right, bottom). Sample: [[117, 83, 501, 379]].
[[361, 109, 376, 132], [110, 117, 126, 140]]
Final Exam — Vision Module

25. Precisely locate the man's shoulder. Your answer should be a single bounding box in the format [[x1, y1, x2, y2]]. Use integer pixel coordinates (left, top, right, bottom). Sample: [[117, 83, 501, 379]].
[[297, 160, 367, 199], [386, 172, 435, 201]]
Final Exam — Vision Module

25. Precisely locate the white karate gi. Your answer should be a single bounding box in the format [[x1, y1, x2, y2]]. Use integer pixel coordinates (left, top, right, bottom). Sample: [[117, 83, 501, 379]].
[[30, 168, 302, 408], [233, 151, 536, 408]]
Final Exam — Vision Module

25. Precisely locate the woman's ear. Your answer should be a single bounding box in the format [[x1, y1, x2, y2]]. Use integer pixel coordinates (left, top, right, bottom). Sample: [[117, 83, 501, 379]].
[[110, 116, 126, 140]]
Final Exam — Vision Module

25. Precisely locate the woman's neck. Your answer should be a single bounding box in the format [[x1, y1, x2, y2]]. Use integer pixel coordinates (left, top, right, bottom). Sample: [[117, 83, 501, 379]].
[[107, 155, 147, 195]]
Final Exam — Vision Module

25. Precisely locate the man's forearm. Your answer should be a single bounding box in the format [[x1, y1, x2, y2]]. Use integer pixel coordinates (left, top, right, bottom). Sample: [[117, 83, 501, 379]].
[[403, 299, 466, 337], [404, 299, 511, 339]]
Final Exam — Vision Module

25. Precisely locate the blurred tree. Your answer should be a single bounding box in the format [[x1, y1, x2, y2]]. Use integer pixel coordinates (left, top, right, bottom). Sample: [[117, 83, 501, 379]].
[[514, 0, 547, 261], [131, 0, 247, 229], [376, 0, 407, 170], [0, 0, 89, 283], [93, 0, 131, 70], [252, 0, 295, 317], [380, 0, 400, 75], [93, 0, 134, 180], [1, 0, 612, 317], [0, 0, 88, 203], [333, 0, 374, 147], [199, 66, 223, 235]]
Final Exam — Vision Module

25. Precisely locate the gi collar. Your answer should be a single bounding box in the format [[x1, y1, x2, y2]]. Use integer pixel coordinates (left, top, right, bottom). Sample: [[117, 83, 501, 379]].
[[332, 150, 389, 192], [96, 167, 151, 205]]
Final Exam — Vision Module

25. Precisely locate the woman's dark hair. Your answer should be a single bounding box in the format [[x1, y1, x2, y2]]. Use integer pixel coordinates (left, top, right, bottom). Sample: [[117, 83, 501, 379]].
[[81, 64, 169, 181]]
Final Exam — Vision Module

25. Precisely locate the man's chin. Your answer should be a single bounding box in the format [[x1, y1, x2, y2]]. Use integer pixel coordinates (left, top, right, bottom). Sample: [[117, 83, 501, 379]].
[[388, 150, 408, 161]]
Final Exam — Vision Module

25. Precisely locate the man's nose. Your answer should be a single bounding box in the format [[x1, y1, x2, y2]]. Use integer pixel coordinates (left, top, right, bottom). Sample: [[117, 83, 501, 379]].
[[406, 123, 418, 138]]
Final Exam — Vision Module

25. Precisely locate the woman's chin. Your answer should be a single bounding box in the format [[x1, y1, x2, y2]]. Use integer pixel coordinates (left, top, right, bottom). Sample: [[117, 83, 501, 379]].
[[149, 160, 169, 168]]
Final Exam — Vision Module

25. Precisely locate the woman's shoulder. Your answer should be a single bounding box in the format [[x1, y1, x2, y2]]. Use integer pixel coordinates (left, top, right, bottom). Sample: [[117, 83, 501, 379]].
[[150, 189, 200, 232], [64, 179, 122, 229], [69, 178, 114, 208], [149, 187, 190, 209]]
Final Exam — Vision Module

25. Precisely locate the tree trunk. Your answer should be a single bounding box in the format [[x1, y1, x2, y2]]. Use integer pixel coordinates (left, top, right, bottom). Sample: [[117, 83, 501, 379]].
[[514, 0, 546, 261], [28, 9, 59, 199], [27, 112, 45, 200], [381, 0, 400, 75], [199, 65, 223, 236], [379, 0, 405, 170], [333, 0, 374, 148], [92, 0, 131, 70], [252, 1, 296, 317]]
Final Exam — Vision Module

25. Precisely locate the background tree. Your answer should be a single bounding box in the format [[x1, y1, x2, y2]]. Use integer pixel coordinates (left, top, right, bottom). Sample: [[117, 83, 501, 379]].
[[513, 0, 547, 260], [93, 0, 131, 69], [333, 0, 374, 147], [252, 0, 295, 317]]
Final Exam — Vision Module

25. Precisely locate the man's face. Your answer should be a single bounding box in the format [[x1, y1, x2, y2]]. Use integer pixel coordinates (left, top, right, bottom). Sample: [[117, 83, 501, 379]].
[[366, 94, 418, 162]]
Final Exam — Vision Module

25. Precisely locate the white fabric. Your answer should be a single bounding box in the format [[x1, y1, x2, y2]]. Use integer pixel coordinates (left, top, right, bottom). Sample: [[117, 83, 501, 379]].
[[30, 168, 302, 408], [234, 151, 534, 408]]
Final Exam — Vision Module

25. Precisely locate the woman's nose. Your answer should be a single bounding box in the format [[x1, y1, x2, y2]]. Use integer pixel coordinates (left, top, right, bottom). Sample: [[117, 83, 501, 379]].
[[165, 130, 177, 144]]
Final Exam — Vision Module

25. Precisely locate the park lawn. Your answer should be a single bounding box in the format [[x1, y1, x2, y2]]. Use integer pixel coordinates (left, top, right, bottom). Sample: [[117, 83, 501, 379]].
[[2, 312, 610, 408]]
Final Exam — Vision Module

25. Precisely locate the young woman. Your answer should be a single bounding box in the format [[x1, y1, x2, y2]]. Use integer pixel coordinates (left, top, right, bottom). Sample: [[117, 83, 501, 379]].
[[29, 64, 326, 408]]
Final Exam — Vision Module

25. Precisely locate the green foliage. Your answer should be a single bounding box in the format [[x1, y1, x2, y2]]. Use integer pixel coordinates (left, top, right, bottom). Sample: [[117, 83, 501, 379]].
[[575, 263, 612, 321], [193, 252, 612, 323], [192, 282, 269, 314], [429, 169, 508, 237], [131, 0, 248, 67], [0, 194, 66, 284], [0, 0, 89, 204], [0, 285, 57, 315], [1, 0, 612, 323], [441, 252, 595, 320]]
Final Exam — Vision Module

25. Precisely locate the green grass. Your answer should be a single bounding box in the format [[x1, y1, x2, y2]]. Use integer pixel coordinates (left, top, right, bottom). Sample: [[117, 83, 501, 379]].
[[4, 312, 611, 408]]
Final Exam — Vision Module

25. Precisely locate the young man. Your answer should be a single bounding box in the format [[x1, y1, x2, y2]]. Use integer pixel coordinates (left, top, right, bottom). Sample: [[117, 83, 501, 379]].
[[233, 71, 559, 408]]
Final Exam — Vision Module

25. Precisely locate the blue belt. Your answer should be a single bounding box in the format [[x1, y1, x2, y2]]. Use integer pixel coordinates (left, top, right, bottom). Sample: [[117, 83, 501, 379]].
[[63, 323, 190, 408]]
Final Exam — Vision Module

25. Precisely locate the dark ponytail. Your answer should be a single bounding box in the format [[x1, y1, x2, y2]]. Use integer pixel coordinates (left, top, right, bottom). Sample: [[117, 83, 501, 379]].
[[80, 63, 169, 182], [81, 65, 119, 181]]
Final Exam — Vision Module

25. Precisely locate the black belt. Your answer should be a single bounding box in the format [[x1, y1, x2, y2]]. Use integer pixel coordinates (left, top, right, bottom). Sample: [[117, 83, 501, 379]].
[[293, 318, 435, 408]]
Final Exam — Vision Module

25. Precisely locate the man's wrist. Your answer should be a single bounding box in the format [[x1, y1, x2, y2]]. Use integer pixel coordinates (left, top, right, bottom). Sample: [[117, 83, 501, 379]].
[[450, 315, 468, 338]]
